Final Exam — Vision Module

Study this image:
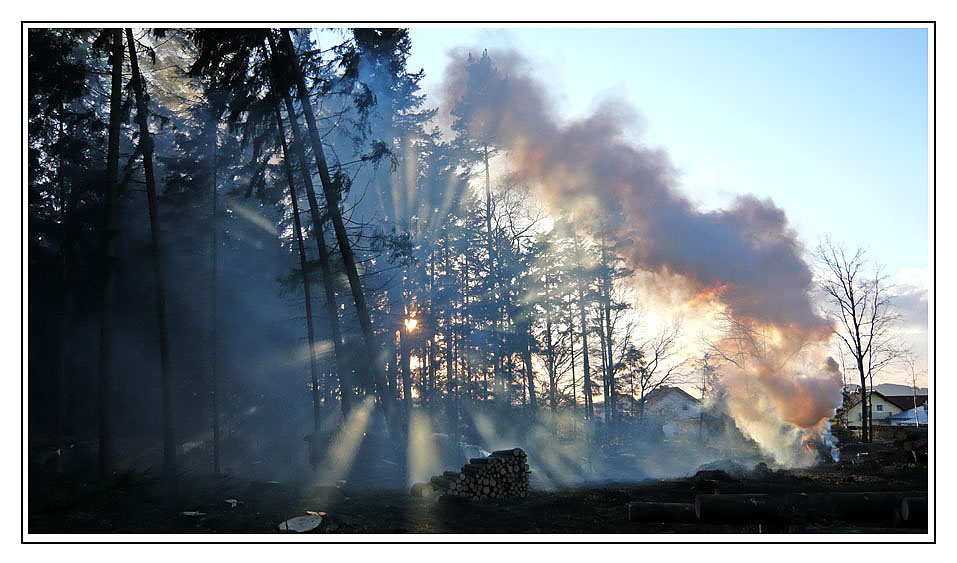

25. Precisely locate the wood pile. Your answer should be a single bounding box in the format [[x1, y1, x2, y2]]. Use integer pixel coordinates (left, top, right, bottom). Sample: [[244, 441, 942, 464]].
[[838, 432, 929, 467], [893, 429, 928, 464], [411, 448, 530, 500]]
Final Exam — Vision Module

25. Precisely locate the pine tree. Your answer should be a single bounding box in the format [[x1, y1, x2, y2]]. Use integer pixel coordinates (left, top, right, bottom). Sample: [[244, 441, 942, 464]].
[[98, 28, 125, 479], [126, 28, 177, 477], [277, 29, 394, 421]]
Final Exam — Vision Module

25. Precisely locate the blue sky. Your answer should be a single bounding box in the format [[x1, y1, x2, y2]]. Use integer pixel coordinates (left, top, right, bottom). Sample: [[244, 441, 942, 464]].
[[406, 27, 929, 283]]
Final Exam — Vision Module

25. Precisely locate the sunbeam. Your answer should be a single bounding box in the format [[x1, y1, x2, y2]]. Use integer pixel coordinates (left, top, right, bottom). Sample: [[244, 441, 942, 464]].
[[315, 395, 376, 486], [224, 196, 279, 236], [407, 410, 440, 487]]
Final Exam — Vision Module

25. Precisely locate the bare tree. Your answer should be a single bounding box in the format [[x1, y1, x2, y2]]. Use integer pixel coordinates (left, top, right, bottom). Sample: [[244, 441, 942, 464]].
[[627, 322, 688, 419], [901, 351, 927, 428], [694, 351, 722, 402], [834, 345, 852, 427], [701, 311, 803, 407], [817, 238, 903, 442]]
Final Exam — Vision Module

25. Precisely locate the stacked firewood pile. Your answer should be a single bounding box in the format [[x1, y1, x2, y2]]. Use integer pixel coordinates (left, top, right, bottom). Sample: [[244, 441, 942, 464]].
[[411, 448, 530, 500], [837, 429, 929, 467], [893, 429, 928, 464]]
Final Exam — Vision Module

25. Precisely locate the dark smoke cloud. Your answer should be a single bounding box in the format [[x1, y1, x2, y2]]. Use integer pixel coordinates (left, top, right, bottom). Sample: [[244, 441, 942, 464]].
[[442, 48, 830, 337]]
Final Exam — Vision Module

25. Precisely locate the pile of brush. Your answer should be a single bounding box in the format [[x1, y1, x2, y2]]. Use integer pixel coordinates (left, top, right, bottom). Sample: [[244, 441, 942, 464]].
[[411, 448, 530, 500]]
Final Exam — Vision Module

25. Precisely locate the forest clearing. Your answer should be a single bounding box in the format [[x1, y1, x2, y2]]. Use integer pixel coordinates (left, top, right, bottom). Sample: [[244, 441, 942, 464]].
[[29, 435, 927, 534], [26, 25, 931, 539]]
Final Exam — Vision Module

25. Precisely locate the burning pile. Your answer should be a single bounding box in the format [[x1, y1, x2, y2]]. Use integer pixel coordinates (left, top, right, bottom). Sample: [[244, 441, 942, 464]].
[[412, 448, 530, 500]]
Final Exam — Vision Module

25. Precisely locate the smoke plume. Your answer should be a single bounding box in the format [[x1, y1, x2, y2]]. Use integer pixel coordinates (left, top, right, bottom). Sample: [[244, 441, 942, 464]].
[[441, 49, 842, 464]]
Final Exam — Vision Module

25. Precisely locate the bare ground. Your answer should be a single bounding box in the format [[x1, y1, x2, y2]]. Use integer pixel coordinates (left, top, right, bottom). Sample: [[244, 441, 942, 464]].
[[27, 457, 928, 535]]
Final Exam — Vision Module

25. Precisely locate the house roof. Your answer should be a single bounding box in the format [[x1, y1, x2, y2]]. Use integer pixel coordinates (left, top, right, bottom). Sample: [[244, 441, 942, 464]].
[[643, 386, 700, 406], [883, 394, 929, 411], [846, 390, 928, 411]]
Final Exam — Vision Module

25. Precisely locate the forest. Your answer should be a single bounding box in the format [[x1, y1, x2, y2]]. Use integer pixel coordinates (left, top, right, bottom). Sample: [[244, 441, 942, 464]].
[[27, 27, 927, 535]]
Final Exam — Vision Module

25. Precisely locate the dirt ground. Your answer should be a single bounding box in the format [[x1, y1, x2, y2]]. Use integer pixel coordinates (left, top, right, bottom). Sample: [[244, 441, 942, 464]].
[[27, 456, 928, 535]]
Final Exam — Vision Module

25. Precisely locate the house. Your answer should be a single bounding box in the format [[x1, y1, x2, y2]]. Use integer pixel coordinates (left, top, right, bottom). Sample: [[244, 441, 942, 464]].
[[641, 386, 701, 418], [843, 391, 929, 428], [600, 386, 701, 421], [641, 386, 702, 438], [597, 386, 703, 438]]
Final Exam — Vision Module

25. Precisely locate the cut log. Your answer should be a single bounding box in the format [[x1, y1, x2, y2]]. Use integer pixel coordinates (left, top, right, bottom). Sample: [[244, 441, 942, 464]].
[[801, 492, 924, 523], [900, 497, 927, 528], [694, 494, 790, 524], [787, 524, 926, 534], [410, 482, 434, 498], [492, 448, 525, 458], [628, 502, 697, 523], [430, 476, 453, 489]]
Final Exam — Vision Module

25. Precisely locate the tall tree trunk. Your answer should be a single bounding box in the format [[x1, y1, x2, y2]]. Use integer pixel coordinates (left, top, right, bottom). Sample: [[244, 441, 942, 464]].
[[544, 272, 557, 411], [569, 310, 577, 415], [867, 370, 875, 442], [600, 237, 615, 423], [463, 252, 474, 404], [56, 101, 76, 470], [522, 322, 537, 410], [481, 144, 505, 402], [386, 334, 398, 398], [597, 309, 609, 422], [265, 40, 353, 416], [273, 98, 322, 439], [209, 121, 221, 477], [400, 273, 413, 411], [278, 29, 391, 420], [445, 315, 457, 438], [573, 230, 594, 420], [463, 253, 473, 403], [910, 364, 920, 428], [443, 237, 458, 437], [426, 339, 434, 410], [426, 249, 436, 409], [857, 359, 868, 442], [126, 28, 176, 477], [401, 314, 412, 412], [98, 28, 125, 480]]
